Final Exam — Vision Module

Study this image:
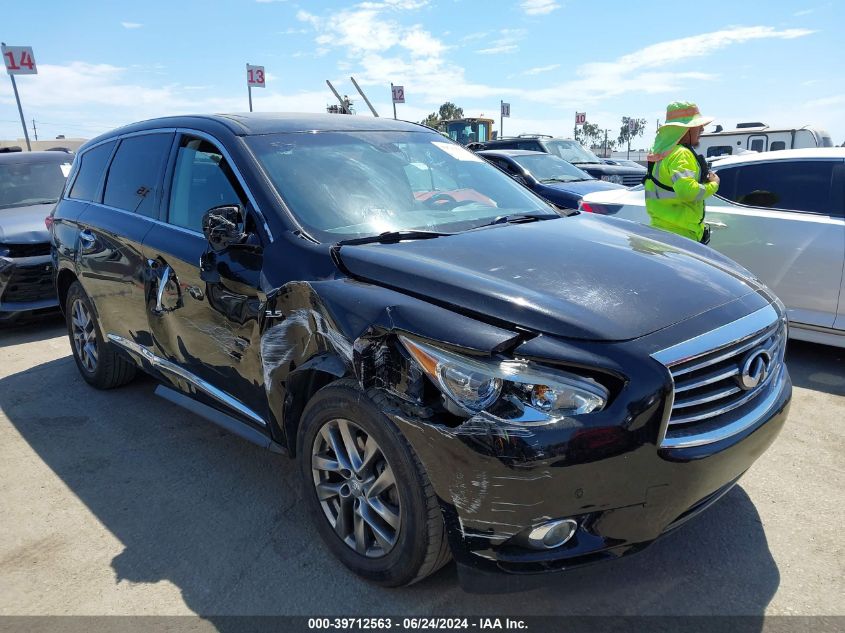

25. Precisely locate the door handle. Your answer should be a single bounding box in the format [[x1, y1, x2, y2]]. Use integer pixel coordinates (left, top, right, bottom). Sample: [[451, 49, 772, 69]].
[[79, 229, 96, 249], [155, 266, 171, 313]]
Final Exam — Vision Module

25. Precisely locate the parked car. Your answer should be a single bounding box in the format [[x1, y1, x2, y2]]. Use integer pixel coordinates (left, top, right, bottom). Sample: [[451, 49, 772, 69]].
[[0, 150, 72, 322], [602, 158, 647, 172], [51, 113, 791, 588], [477, 149, 624, 209], [469, 134, 644, 186], [579, 148, 845, 347]]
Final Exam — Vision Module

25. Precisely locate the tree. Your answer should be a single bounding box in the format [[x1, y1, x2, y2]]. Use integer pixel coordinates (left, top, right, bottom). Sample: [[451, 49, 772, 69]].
[[575, 122, 601, 147], [618, 116, 647, 157], [420, 112, 440, 128], [419, 102, 464, 128], [438, 102, 464, 121], [576, 123, 616, 156]]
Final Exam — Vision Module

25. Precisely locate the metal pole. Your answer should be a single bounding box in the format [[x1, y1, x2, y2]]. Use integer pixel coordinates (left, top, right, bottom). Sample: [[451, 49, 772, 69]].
[[349, 76, 378, 117], [248, 85, 253, 112], [32, 118, 38, 141], [390, 83, 397, 119], [8, 74, 31, 151], [500, 100, 503, 138], [604, 129, 608, 158]]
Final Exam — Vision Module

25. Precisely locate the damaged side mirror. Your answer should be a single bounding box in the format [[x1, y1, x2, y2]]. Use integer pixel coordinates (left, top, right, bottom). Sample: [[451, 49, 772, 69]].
[[202, 205, 248, 252]]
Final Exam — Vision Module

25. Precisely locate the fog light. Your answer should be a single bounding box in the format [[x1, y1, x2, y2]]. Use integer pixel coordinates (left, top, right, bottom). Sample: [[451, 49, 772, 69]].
[[527, 519, 578, 549]]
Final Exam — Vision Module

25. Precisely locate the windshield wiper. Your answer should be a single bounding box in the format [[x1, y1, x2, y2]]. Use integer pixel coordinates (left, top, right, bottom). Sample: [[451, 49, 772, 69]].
[[469, 213, 560, 230], [335, 229, 454, 246], [540, 177, 576, 184]]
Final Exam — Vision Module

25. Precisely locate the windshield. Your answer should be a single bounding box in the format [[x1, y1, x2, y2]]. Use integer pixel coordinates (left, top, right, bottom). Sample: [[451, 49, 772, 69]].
[[0, 160, 70, 209], [510, 154, 592, 182], [246, 131, 555, 242], [444, 121, 490, 145], [545, 140, 602, 164]]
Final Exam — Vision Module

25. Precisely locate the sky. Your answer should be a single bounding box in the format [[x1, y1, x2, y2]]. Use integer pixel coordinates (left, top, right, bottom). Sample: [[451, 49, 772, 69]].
[[2, 0, 844, 149]]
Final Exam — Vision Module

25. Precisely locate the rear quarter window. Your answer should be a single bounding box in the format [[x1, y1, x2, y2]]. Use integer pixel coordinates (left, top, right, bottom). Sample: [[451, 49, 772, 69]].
[[68, 141, 116, 202]]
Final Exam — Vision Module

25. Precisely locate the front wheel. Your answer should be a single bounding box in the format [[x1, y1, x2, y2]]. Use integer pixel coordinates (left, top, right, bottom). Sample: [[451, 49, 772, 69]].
[[297, 380, 451, 586]]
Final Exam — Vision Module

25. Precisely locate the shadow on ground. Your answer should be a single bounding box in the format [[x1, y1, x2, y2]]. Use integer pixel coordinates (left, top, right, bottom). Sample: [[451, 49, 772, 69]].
[[1, 355, 781, 622], [0, 312, 65, 346], [785, 340, 845, 397]]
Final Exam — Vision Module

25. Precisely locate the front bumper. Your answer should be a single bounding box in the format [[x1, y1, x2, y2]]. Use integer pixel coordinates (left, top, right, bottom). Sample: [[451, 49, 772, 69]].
[[0, 254, 58, 313], [385, 365, 791, 583]]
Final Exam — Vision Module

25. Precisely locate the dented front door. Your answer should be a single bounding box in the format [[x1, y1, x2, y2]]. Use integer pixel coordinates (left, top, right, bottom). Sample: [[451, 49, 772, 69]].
[[141, 133, 268, 425]]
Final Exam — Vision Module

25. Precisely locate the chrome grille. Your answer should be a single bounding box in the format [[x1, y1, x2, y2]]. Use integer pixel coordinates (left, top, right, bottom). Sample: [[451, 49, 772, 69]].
[[653, 304, 787, 449], [622, 174, 644, 187]]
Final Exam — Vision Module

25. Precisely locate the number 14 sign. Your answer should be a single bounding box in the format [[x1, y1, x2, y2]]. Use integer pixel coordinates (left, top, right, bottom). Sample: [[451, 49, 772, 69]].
[[2, 45, 37, 75]]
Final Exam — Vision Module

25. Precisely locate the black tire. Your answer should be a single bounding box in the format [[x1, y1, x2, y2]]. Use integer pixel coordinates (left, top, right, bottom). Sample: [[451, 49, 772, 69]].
[[297, 380, 451, 587], [65, 281, 136, 389]]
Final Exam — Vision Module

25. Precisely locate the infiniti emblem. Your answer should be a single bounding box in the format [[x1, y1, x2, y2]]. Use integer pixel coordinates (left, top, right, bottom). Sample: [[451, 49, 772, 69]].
[[737, 349, 772, 391]]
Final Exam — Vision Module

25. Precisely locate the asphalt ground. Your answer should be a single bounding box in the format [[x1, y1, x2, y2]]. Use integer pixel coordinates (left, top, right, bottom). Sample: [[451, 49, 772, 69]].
[[0, 314, 843, 619]]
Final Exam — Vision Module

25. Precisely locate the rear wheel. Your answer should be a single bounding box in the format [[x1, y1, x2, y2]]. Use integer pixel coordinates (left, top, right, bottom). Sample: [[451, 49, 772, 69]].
[[298, 380, 451, 586], [65, 281, 136, 389]]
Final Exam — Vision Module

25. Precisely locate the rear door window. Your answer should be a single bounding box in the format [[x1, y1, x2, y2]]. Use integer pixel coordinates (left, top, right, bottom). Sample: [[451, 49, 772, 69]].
[[716, 160, 838, 215], [68, 141, 116, 202], [770, 141, 786, 151], [103, 133, 174, 217]]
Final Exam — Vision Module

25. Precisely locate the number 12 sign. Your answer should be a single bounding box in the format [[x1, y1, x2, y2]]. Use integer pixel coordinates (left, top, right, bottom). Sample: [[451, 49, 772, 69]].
[[2, 45, 37, 75], [246, 64, 265, 88]]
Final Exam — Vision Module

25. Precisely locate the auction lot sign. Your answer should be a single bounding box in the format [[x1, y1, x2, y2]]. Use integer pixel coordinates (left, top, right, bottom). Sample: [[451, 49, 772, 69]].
[[2, 44, 37, 74]]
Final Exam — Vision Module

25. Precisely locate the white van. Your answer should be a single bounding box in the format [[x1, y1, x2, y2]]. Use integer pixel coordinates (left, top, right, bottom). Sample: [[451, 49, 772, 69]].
[[698, 122, 834, 159]]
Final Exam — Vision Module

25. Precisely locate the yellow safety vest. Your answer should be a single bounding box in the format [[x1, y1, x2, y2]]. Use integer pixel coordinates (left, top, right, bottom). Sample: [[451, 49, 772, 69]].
[[644, 145, 719, 242]]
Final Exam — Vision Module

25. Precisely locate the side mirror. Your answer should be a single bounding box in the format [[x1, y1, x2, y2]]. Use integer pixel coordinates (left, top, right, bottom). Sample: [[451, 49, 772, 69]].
[[202, 205, 247, 251]]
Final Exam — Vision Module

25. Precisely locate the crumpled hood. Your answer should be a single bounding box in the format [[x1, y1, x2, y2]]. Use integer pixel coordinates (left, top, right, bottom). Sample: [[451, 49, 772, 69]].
[[0, 203, 54, 244], [336, 214, 763, 341]]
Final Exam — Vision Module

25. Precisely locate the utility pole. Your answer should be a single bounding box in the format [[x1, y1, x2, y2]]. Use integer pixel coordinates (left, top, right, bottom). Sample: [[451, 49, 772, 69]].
[[604, 129, 609, 158], [32, 118, 37, 141], [500, 100, 503, 138], [390, 83, 397, 119]]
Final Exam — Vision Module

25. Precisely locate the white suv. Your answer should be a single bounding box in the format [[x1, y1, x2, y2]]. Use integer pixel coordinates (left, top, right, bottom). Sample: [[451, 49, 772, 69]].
[[580, 148, 845, 348]]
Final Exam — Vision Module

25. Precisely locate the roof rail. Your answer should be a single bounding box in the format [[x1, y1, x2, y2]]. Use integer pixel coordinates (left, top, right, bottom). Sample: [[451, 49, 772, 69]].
[[517, 133, 553, 138]]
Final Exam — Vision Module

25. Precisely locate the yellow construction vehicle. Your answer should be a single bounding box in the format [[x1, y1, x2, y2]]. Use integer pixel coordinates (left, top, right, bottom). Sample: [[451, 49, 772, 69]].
[[438, 117, 495, 146]]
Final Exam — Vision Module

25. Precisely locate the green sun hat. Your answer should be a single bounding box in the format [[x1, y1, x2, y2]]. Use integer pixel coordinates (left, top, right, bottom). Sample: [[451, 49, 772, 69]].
[[648, 101, 715, 161]]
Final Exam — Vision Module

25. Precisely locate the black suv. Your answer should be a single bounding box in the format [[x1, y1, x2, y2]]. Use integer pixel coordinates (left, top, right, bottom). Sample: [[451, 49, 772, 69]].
[[51, 114, 791, 589], [470, 135, 644, 186]]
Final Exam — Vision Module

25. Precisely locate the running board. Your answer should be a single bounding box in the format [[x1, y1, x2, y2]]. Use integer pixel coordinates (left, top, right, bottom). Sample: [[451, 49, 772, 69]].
[[154, 385, 286, 454]]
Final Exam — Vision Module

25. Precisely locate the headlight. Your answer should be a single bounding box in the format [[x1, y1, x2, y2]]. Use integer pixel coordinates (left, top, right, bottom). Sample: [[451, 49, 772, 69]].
[[399, 336, 608, 421], [600, 175, 624, 184]]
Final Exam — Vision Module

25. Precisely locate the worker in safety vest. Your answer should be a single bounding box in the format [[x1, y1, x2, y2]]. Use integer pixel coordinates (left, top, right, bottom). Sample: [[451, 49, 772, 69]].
[[644, 102, 719, 243]]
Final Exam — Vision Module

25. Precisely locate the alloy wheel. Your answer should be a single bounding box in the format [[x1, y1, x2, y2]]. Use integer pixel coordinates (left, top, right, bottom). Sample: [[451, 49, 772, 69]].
[[70, 298, 98, 373], [311, 418, 402, 558]]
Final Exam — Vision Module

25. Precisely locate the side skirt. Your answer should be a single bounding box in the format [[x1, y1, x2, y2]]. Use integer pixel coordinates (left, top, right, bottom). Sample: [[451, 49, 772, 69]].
[[155, 385, 286, 454]]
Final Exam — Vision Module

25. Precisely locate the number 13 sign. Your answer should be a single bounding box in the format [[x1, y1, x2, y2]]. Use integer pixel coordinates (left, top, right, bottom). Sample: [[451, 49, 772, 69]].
[[2, 45, 37, 75], [246, 64, 265, 88]]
